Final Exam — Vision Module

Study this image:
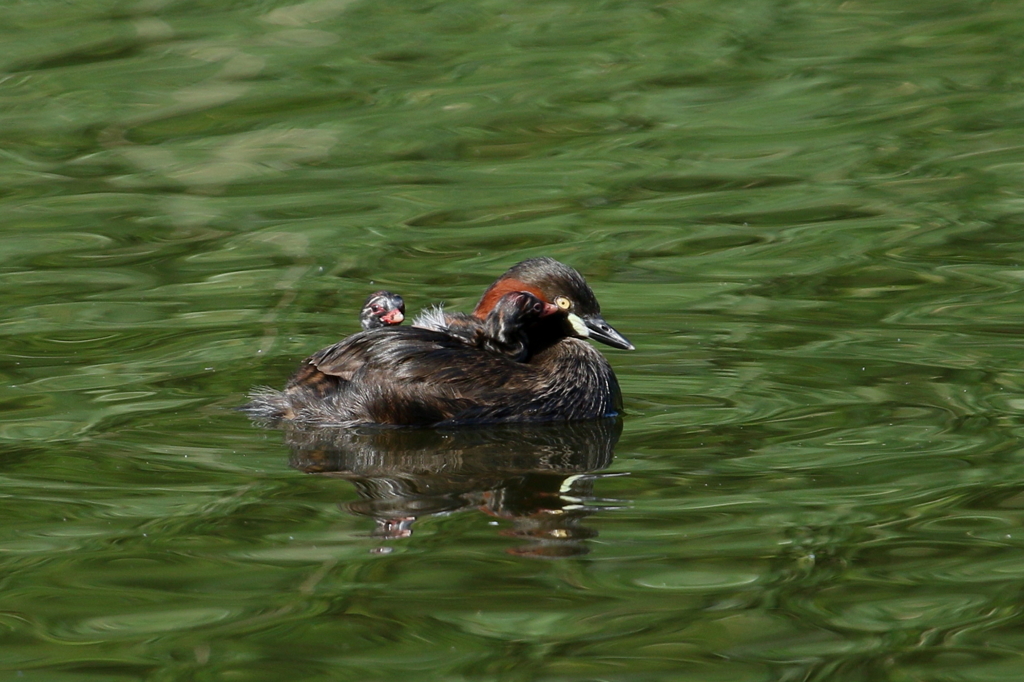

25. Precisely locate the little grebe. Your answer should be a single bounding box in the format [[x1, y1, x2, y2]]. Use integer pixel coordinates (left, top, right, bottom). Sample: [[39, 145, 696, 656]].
[[359, 291, 405, 330], [244, 257, 632, 426]]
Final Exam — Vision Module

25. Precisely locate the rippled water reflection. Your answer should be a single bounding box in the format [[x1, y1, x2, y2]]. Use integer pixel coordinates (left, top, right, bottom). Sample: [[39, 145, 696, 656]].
[[3, 0, 1024, 679]]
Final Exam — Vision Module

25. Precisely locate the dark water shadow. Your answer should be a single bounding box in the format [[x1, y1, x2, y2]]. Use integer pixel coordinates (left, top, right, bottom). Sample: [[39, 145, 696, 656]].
[[281, 419, 623, 558]]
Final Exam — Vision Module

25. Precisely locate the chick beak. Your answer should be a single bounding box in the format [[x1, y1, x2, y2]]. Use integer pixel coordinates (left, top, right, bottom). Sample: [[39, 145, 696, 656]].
[[539, 301, 560, 317], [382, 309, 404, 325], [583, 314, 634, 350]]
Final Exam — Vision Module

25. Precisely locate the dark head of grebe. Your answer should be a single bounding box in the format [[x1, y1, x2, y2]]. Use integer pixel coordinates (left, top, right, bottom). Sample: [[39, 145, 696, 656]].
[[472, 257, 634, 353], [243, 257, 632, 426], [413, 258, 632, 358], [359, 290, 405, 330]]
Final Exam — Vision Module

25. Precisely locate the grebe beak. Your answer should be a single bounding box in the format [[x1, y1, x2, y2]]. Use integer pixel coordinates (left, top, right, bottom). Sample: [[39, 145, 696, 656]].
[[382, 309, 404, 325], [582, 313, 634, 350]]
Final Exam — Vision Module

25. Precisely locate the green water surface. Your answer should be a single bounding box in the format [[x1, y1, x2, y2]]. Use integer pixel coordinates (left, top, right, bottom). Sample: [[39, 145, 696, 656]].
[[3, 0, 1024, 680]]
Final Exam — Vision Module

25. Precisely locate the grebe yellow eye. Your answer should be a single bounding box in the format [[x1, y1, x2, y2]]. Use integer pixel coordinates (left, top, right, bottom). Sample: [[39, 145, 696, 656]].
[[555, 296, 571, 310]]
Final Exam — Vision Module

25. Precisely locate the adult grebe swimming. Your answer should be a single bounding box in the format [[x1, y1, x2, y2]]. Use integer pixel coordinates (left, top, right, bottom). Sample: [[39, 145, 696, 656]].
[[244, 257, 632, 426]]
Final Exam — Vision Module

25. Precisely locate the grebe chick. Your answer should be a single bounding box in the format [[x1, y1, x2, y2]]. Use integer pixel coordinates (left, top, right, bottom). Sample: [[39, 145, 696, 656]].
[[359, 291, 405, 330], [414, 291, 557, 361]]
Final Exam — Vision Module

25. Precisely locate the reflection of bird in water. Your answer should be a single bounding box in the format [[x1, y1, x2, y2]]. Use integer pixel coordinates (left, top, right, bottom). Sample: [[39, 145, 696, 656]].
[[285, 418, 622, 557], [244, 257, 633, 426]]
